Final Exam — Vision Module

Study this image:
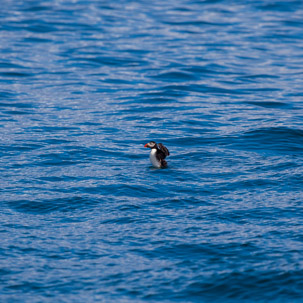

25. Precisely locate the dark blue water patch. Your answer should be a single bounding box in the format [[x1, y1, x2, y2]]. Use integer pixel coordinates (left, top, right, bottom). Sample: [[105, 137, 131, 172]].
[[37, 153, 85, 166], [23, 37, 52, 43], [256, 1, 303, 12], [184, 65, 224, 75], [216, 178, 280, 194], [169, 127, 303, 153], [0, 143, 43, 155], [222, 206, 303, 225], [162, 19, 221, 27], [0, 102, 33, 108], [0, 71, 33, 78], [0, 268, 12, 278], [26, 23, 57, 34], [166, 127, 303, 156], [151, 71, 198, 82], [243, 100, 292, 109], [6, 196, 100, 214], [235, 127, 303, 153], [0, 91, 16, 100], [103, 78, 135, 85], [118, 105, 178, 115], [236, 74, 280, 84], [180, 270, 303, 302], [21, 3, 53, 12], [2, 110, 32, 115], [160, 84, 252, 95], [0, 62, 28, 69], [34, 126, 81, 133], [283, 19, 303, 27], [126, 97, 176, 105]]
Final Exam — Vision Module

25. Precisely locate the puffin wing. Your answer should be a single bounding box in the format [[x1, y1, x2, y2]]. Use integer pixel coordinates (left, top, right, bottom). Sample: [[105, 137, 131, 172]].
[[157, 143, 170, 157]]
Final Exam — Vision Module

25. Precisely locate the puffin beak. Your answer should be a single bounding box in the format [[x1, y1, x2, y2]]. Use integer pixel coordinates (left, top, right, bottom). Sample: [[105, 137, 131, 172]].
[[144, 143, 148, 148]]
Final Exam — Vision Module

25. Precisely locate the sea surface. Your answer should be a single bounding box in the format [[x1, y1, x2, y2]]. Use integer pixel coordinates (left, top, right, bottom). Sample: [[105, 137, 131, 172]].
[[1, 0, 303, 302]]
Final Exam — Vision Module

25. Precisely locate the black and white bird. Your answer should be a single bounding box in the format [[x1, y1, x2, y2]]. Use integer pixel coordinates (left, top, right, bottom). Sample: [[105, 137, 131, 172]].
[[144, 141, 170, 168]]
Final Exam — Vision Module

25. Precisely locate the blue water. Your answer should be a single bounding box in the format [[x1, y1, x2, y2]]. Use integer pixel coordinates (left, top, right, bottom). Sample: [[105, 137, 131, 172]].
[[1, 0, 303, 302]]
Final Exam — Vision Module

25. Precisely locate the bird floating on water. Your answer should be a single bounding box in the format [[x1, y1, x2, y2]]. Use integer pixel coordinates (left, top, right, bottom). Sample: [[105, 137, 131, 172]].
[[144, 141, 170, 168]]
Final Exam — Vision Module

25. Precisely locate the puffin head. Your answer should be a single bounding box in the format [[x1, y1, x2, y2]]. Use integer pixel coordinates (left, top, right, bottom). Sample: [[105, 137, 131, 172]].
[[144, 141, 157, 149]]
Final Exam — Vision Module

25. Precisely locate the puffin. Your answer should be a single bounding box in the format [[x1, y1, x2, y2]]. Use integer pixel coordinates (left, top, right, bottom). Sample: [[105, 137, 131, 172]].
[[144, 141, 170, 168]]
